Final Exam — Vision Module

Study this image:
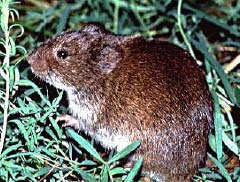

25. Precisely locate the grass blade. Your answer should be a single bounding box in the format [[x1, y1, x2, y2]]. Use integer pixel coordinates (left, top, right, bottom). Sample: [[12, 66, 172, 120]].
[[124, 157, 143, 182], [191, 33, 237, 105], [211, 91, 223, 159], [56, 4, 70, 34], [208, 153, 232, 182], [101, 165, 109, 182], [73, 167, 97, 182], [16, 79, 52, 107], [66, 128, 105, 164], [108, 140, 141, 164]]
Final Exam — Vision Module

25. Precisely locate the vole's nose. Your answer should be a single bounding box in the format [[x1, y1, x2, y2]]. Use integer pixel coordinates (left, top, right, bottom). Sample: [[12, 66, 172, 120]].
[[28, 53, 49, 73]]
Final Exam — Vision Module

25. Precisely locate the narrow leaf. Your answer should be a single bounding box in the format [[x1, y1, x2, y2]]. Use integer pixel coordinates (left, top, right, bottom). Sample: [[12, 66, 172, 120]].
[[211, 91, 223, 159], [208, 153, 232, 182], [222, 131, 238, 156], [101, 165, 109, 182], [56, 5, 70, 34], [124, 157, 143, 182], [109, 167, 126, 176], [16, 79, 51, 107], [66, 128, 105, 164], [192, 34, 236, 104], [73, 167, 97, 182], [108, 140, 141, 164], [0, 144, 22, 157]]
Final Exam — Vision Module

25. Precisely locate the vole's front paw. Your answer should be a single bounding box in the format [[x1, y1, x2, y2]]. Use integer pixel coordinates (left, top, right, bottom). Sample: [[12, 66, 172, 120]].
[[57, 114, 80, 130]]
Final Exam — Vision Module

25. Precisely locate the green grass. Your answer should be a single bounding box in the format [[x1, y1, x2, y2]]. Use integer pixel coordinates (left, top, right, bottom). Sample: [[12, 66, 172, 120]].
[[0, 0, 240, 181]]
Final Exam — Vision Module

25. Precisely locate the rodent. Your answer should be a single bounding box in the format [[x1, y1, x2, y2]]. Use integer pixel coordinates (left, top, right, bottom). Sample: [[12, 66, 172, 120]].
[[28, 24, 213, 182]]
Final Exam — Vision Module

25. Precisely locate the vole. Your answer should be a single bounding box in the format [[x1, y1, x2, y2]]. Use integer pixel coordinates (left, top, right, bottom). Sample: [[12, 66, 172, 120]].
[[28, 24, 213, 182]]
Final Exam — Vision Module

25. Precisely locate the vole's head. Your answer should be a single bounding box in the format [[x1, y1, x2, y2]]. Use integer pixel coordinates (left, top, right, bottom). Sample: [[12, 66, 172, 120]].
[[28, 24, 125, 90]]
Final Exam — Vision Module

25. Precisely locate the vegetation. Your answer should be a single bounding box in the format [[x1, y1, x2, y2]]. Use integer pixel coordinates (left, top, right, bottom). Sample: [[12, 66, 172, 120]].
[[0, 0, 239, 181]]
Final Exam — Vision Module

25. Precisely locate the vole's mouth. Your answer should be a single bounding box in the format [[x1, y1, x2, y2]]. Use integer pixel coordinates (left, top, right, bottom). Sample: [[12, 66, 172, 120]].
[[29, 64, 49, 80]]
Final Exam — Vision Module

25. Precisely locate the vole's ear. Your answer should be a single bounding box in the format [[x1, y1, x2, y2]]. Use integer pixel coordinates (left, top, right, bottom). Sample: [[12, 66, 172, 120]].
[[81, 24, 109, 35], [97, 46, 123, 74]]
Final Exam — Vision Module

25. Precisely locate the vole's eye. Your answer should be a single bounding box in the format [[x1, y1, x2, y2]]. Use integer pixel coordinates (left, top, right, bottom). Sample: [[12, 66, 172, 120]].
[[57, 50, 68, 59]]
